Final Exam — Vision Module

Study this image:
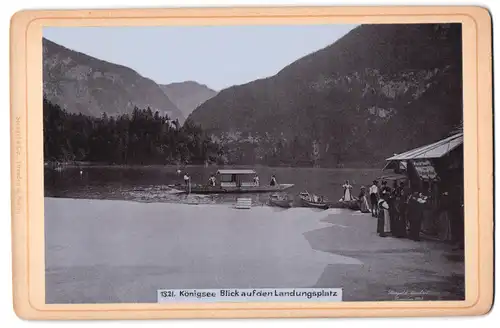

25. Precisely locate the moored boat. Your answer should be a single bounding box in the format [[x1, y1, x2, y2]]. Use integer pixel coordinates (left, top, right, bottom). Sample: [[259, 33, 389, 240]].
[[182, 183, 294, 194], [329, 199, 360, 210], [299, 191, 329, 210], [268, 194, 293, 208], [177, 169, 294, 194]]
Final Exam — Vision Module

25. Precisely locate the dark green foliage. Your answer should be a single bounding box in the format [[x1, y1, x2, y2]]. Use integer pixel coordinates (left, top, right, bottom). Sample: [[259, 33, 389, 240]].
[[43, 98, 222, 165]]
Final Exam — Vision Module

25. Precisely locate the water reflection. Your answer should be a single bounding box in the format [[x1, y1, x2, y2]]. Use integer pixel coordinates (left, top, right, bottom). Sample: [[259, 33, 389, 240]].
[[44, 165, 381, 206]]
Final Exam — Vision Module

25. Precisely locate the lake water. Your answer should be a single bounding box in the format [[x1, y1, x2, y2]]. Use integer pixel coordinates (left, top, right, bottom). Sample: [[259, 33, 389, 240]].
[[44, 166, 382, 206]]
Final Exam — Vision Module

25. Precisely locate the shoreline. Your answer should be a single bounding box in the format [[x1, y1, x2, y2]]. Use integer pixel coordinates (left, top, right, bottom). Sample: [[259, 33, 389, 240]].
[[44, 162, 384, 171], [44, 195, 358, 211]]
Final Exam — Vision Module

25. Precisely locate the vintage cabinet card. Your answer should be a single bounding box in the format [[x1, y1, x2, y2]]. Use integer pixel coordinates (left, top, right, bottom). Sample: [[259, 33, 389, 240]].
[[10, 6, 493, 319]]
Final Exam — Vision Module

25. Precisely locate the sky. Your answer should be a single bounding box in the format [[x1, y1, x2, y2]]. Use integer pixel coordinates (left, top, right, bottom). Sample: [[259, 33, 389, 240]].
[[44, 24, 357, 91]]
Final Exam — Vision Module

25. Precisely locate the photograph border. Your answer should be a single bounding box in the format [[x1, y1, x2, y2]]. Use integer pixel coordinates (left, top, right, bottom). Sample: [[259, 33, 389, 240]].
[[10, 6, 493, 319]]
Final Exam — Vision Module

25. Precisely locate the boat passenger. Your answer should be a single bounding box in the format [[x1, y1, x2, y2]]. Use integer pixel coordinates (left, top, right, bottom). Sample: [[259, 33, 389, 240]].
[[270, 175, 277, 186], [208, 175, 216, 187], [253, 175, 260, 186]]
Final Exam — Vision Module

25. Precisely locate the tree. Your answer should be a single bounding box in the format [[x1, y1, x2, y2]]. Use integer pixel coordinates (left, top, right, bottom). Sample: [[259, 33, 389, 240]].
[[43, 98, 223, 165]]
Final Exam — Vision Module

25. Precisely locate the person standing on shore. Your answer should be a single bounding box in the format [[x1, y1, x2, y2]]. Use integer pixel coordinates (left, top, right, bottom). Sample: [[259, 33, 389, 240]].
[[450, 185, 464, 249], [358, 186, 371, 213], [397, 181, 408, 237], [437, 191, 452, 241], [407, 191, 426, 241], [391, 180, 408, 237], [389, 181, 407, 238], [381, 180, 391, 195], [342, 180, 353, 201], [369, 180, 379, 217], [184, 173, 190, 187], [377, 194, 391, 237], [387, 181, 398, 231], [392, 180, 398, 191]]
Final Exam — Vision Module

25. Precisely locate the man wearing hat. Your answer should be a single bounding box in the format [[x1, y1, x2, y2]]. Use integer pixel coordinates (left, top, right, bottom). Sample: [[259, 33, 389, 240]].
[[381, 180, 391, 194]]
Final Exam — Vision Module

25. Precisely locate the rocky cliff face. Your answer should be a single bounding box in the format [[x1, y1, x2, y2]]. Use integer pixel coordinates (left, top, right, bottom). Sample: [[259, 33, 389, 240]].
[[189, 24, 463, 167], [43, 38, 184, 121], [160, 81, 217, 120]]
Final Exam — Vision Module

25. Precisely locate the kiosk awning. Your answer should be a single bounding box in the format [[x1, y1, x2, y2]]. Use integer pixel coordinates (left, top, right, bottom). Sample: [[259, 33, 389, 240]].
[[386, 133, 463, 161]]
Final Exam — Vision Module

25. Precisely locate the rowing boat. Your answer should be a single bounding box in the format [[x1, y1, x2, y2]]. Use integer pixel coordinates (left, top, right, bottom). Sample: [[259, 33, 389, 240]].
[[299, 192, 329, 210], [268, 194, 293, 208]]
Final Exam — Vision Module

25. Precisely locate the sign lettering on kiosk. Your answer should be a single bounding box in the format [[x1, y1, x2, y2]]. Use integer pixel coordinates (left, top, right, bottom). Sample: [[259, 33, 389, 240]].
[[412, 159, 438, 180]]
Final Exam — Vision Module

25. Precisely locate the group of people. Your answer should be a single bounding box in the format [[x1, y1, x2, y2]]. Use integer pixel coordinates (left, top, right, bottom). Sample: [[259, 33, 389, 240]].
[[363, 179, 429, 241], [340, 180, 373, 215], [252, 174, 277, 186], [202, 173, 276, 187]]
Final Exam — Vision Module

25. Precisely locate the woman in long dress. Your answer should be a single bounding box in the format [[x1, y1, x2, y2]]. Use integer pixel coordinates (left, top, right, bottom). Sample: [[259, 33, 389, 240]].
[[342, 180, 353, 201], [358, 186, 371, 213], [377, 195, 391, 237]]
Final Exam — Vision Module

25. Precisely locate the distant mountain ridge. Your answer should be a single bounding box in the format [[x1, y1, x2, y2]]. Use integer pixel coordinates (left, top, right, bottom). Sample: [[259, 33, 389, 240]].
[[189, 24, 463, 167], [160, 81, 217, 119], [43, 38, 184, 121]]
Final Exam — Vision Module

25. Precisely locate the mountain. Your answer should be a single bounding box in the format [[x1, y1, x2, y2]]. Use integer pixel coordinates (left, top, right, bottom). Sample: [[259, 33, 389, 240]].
[[160, 81, 217, 119], [189, 24, 463, 167], [43, 38, 184, 121]]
